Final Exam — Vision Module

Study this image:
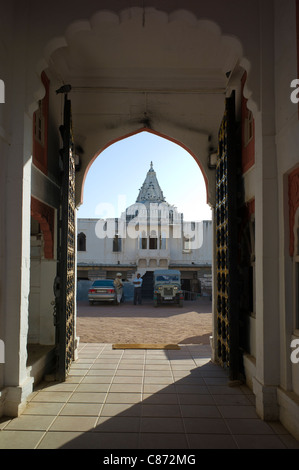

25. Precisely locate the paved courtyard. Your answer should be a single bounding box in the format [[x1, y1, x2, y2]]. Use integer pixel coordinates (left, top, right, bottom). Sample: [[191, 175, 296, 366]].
[[0, 342, 298, 449]]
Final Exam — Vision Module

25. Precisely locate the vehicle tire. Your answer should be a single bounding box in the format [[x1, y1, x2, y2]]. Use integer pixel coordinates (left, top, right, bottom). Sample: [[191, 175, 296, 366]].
[[179, 299, 183, 308], [89, 301, 94, 306]]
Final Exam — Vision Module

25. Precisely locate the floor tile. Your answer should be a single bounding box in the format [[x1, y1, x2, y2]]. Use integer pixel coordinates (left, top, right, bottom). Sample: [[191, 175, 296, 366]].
[[115, 369, 144, 376], [76, 383, 110, 393], [4, 415, 54, 431], [183, 417, 230, 434], [95, 416, 140, 433], [68, 392, 106, 403], [0, 430, 44, 449], [144, 370, 173, 377], [87, 369, 115, 376], [39, 382, 78, 392], [187, 433, 238, 449], [37, 431, 88, 449], [234, 434, 286, 449], [225, 418, 275, 435], [143, 376, 174, 384], [212, 394, 252, 406], [30, 391, 73, 403], [175, 384, 209, 394], [109, 383, 143, 393], [68, 370, 86, 376], [100, 403, 142, 417], [139, 433, 189, 449], [59, 403, 103, 416], [178, 393, 215, 405], [49, 416, 97, 432], [90, 363, 118, 370], [81, 376, 113, 384], [180, 404, 221, 418], [141, 404, 181, 417], [117, 364, 144, 370], [22, 402, 64, 416], [218, 405, 259, 419], [112, 376, 143, 384], [105, 392, 142, 404], [142, 393, 179, 404], [145, 364, 171, 370], [140, 417, 185, 433], [0, 417, 12, 429], [143, 384, 177, 394]]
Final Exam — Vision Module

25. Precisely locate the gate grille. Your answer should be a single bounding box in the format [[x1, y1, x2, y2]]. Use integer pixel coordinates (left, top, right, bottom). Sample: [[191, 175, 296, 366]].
[[215, 92, 240, 381], [55, 94, 76, 381]]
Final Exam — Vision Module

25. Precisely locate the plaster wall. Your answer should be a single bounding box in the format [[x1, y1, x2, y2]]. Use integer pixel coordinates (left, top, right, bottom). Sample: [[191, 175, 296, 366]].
[[274, 0, 299, 401], [77, 218, 213, 269]]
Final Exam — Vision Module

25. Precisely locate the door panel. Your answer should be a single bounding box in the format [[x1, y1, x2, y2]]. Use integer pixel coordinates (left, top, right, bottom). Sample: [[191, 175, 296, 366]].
[[215, 92, 241, 381], [54, 94, 76, 381]]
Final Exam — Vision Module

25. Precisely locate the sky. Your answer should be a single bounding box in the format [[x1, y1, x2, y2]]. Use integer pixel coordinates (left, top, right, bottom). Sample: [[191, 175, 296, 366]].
[[77, 131, 212, 222]]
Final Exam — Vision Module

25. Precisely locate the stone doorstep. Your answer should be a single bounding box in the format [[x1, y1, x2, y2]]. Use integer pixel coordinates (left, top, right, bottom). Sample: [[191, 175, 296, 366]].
[[3, 376, 34, 417], [277, 388, 299, 442], [27, 345, 56, 385]]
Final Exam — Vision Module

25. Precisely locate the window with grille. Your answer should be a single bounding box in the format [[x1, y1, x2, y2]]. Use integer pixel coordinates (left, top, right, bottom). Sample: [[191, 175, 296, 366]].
[[113, 235, 122, 252], [77, 232, 86, 251]]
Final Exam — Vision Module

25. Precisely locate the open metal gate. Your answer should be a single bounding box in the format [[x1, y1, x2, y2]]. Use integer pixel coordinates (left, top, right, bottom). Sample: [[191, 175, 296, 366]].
[[215, 92, 241, 381], [54, 92, 76, 381]]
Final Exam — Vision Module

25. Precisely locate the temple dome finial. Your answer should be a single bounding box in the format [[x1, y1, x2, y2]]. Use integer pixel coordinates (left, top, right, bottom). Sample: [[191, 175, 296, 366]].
[[136, 162, 166, 205]]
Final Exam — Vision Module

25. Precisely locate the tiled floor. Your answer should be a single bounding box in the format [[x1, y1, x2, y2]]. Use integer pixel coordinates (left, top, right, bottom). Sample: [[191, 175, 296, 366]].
[[0, 343, 299, 449]]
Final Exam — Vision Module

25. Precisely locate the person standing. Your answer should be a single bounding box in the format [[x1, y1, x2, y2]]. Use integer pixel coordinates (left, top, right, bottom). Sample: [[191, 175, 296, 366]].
[[133, 273, 143, 305], [114, 273, 123, 304]]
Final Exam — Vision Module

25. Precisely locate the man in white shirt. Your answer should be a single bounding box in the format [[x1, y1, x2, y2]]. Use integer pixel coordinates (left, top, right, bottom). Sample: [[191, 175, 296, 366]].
[[133, 273, 143, 305]]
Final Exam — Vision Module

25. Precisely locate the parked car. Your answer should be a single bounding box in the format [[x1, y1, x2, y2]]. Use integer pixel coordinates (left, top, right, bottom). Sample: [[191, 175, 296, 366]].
[[88, 279, 117, 305], [153, 269, 184, 307]]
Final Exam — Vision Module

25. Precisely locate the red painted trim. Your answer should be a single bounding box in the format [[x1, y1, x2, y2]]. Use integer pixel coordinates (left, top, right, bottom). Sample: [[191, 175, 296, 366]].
[[241, 72, 255, 173], [33, 71, 49, 175], [246, 198, 255, 216], [80, 127, 209, 206], [31, 196, 55, 259], [289, 167, 299, 257]]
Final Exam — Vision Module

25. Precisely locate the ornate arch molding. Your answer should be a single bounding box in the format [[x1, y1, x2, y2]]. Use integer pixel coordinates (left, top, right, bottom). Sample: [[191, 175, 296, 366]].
[[30, 7, 256, 116], [31, 196, 55, 259], [289, 167, 299, 257], [29, 7, 258, 213]]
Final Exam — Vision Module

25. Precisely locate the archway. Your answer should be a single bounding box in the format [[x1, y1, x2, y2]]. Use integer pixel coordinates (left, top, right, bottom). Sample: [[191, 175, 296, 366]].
[[33, 6, 255, 381], [76, 129, 213, 346]]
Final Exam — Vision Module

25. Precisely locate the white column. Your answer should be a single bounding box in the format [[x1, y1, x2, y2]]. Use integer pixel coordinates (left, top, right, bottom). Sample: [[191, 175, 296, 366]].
[[4, 116, 34, 416], [252, 0, 280, 420], [3, 7, 34, 414]]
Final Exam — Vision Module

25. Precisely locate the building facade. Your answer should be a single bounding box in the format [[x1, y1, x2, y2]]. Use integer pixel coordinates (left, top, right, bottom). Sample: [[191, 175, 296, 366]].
[[77, 162, 212, 297], [0, 0, 299, 442]]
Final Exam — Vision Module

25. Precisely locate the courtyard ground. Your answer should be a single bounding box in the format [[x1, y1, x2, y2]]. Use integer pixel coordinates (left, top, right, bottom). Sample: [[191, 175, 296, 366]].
[[76, 297, 212, 345]]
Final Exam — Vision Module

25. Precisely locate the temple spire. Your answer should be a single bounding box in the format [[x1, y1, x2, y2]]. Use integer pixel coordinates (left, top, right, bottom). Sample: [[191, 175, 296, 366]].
[[136, 162, 166, 205]]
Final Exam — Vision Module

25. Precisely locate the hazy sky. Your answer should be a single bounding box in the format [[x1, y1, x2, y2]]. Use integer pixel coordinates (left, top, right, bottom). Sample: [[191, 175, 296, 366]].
[[77, 131, 212, 222]]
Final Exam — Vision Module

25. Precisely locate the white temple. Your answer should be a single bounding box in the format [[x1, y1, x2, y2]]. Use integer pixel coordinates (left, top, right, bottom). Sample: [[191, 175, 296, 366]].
[[77, 163, 212, 296]]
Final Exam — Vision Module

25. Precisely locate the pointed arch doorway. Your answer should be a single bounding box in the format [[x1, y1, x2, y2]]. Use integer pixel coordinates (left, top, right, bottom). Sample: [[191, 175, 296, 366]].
[[55, 95, 242, 384], [46, 7, 249, 383]]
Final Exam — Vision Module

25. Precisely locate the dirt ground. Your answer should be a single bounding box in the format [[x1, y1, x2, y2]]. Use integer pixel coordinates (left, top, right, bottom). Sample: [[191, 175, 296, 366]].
[[76, 297, 212, 345]]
